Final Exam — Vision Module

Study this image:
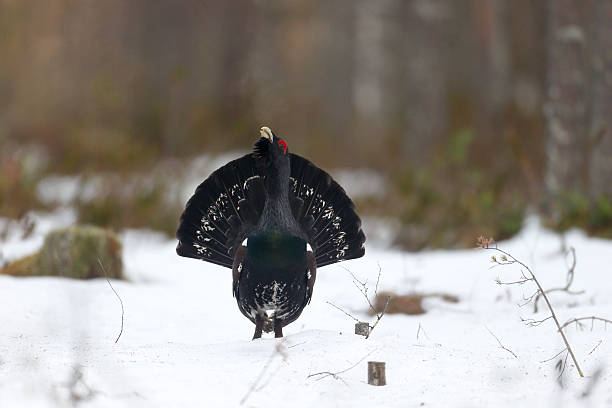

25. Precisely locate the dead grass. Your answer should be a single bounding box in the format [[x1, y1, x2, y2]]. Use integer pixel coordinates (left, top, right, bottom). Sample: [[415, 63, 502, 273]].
[[371, 291, 460, 316]]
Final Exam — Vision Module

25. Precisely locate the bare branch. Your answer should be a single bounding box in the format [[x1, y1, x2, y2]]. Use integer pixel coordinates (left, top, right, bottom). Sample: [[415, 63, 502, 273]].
[[481, 242, 586, 377], [287, 342, 306, 349], [98, 259, 124, 344], [416, 323, 441, 346], [326, 301, 360, 322], [374, 263, 382, 297], [517, 290, 540, 308], [416, 323, 424, 341], [496, 277, 532, 286], [307, 349, 377, 382], [587, 340, 603, 356], [485, 326, 518, 359], [350, 272, 377, 314], [521, 315, 553, 327], [331, 265, 390, 339], [565, 247, 577, 287], [366, 296, 390, 339], [559, 317, 612, 332], [557, 351, 570, 380], [540, 348, 568, 363], [534, 247, 584, 313]]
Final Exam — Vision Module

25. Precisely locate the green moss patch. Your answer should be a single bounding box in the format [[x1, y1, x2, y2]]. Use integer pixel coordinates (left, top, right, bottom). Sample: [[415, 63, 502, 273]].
[[1, 226, 123, 279]]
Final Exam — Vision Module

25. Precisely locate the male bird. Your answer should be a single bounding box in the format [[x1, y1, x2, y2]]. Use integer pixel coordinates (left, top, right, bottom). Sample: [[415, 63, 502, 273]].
[[176, 127, 366, 339]]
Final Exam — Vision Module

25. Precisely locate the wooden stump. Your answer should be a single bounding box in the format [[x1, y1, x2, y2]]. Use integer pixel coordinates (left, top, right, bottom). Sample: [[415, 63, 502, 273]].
[[355, 322, 370, 337], [368, 361, 386, 386]]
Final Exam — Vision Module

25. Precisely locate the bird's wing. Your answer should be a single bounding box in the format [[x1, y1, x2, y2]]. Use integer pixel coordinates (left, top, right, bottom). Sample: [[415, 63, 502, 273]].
[[289, 153, 366, 268], [176, 154, 265, 269]]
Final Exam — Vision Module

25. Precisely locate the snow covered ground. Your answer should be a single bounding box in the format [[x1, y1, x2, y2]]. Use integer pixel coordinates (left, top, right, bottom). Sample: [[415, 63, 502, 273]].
[[1, 213, 611, 407]]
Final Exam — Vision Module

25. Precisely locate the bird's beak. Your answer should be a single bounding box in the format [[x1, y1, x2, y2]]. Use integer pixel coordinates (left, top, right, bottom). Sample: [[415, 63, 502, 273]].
[[260, 126, 273, 143]]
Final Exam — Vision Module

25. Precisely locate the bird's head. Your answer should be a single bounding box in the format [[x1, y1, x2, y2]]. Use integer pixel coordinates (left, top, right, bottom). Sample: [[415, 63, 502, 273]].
[[253, 126, 289, 166]]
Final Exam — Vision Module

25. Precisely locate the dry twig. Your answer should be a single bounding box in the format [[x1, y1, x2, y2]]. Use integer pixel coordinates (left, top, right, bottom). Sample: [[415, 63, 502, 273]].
[[533, 247, 584, 313], [478, 236, 587, 377], [307, 349, 377, 383], [559, 316, 612, 332], [416, 323, 425, 341], [587, 340, 603, 356], [556, 351, 570, 383], [326, 301, 360, 322], [329, 264, 390, 339], [98, 259, 124, 343], [416, 323, 441, 346], [540, 348, 568, 364], [485, 326, 518, 359], [367, 296, 390, 339]]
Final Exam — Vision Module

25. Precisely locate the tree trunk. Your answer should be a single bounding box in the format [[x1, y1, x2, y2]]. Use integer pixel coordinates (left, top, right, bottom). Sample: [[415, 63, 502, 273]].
[[544, 0, 590, 198], [587, 0, 612, 198], [401, 0, 451, 167]]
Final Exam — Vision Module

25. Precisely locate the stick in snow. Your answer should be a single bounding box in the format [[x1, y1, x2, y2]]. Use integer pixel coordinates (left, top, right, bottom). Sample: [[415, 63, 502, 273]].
[[98, 259, 124, 343]]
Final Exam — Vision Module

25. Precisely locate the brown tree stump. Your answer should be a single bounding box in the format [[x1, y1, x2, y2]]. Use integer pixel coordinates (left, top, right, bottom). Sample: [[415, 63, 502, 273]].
[[368, 361, 386, 386], [355, 322, 370, 337]]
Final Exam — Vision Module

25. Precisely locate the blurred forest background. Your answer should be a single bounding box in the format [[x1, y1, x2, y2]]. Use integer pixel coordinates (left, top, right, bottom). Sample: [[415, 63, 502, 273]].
[[1, 0, 611, 249]]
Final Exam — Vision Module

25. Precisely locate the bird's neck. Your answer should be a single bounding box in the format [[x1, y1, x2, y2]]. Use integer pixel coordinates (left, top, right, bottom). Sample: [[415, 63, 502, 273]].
[[260, 158, 299, 233], [263, 158, 290, 200]]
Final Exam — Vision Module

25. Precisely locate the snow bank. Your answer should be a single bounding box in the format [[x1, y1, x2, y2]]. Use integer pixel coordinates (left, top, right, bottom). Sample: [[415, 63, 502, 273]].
[[1, 214, 611, 407]]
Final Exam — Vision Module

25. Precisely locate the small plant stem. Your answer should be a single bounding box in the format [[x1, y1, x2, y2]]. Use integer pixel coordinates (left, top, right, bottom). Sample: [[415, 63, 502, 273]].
[[490, 247, 584, 377], [559, 317, 612, 331], [528, 265, 583, 377]]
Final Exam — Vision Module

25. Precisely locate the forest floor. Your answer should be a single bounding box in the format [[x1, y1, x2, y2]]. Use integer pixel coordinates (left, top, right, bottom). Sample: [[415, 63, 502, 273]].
[[1, 211, 611, 407]]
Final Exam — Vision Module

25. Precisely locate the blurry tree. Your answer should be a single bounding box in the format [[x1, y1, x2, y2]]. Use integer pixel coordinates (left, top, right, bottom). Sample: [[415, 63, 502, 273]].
[[402, 0, 450, 167], [1, 0, 610, 243], [587, 0, 612, 199], [544, 0, 590, 198], [544, 0, 612, 235]]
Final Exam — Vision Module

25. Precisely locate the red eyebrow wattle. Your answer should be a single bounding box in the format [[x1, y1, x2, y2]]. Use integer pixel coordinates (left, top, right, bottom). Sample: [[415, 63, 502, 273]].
[[278, 140, 287, 153]]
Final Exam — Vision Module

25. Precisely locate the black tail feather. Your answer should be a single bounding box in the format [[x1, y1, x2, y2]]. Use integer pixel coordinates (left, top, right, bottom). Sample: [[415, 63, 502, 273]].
[[178, 151, 365, 269], [289, 154, 366, 267], [176, 154, 263, 268]]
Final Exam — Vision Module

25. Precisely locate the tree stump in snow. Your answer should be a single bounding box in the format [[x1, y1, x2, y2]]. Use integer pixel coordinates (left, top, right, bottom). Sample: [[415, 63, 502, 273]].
[[368, 361, 386, 386], [355, 322, 370, 337]]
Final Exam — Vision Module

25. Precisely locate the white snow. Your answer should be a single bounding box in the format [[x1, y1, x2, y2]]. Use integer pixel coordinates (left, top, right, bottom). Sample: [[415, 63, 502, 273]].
[[1, 214, 611, 407]]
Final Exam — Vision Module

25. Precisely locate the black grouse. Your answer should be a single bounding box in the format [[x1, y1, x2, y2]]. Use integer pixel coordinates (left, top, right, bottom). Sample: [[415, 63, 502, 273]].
[[176, 127, 366, 339]]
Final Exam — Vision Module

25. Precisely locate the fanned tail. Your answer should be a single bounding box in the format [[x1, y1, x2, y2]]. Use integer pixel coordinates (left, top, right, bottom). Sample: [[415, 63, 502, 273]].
[[176, 154, 265, 268], [289, 154, 366, 268]]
